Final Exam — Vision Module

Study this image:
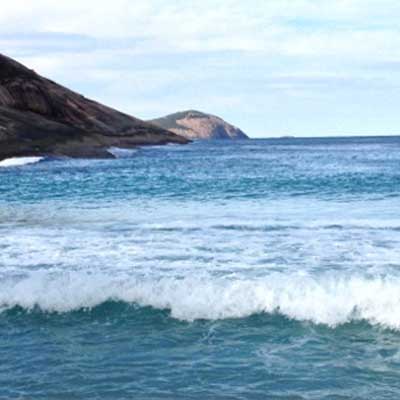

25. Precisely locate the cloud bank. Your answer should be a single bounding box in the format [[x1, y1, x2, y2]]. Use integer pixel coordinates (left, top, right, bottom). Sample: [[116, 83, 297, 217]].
[[1, 0, 400, 136]]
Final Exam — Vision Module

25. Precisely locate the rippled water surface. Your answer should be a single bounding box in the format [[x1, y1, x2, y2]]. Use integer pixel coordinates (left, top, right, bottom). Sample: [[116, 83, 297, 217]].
[[1, 137, 400, 399]]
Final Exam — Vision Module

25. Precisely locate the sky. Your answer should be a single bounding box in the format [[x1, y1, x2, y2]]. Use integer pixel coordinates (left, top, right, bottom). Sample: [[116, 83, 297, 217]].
[[1, 0, 400, 137]]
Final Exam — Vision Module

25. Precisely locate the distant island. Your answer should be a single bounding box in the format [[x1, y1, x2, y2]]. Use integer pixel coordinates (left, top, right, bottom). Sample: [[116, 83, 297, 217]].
[[150, 110, 249, 140], [0, 54, 188, 161]]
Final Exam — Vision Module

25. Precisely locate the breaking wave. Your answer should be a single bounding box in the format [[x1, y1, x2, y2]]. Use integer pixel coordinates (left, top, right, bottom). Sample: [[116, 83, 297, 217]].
[[107, 147, 138, 158], [1, 270, 400, 329], [0, 156, 44, 167]]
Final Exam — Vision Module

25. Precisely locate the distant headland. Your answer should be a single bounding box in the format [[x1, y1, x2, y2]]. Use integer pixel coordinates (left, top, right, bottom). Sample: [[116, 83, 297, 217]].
[[150, 110, 249, 140]]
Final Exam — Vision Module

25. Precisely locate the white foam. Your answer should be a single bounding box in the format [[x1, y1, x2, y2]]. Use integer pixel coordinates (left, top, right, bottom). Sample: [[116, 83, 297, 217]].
[[2, 271, 400, 329], [107, 147, 138, 158], [0, 156, 43, 168]]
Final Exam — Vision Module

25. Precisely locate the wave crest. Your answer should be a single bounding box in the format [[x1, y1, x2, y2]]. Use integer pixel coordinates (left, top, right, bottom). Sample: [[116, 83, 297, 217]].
[[1, 271, 400, 329]]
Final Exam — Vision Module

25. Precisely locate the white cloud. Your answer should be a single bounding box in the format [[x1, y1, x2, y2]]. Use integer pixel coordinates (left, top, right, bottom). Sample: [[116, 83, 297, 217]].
[[1, 0, 399, 58], [1, 0, 400, 136]]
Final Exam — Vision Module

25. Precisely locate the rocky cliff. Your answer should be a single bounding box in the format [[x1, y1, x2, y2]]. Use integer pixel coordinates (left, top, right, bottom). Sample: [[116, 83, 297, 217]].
[[0, 54, 188, 160], [150, 110, 249, 140]]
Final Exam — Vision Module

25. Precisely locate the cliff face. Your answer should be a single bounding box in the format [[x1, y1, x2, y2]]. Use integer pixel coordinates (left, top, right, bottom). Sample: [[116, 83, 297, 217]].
[[150, 110, 249, 140], [0, 54, 188, 160]]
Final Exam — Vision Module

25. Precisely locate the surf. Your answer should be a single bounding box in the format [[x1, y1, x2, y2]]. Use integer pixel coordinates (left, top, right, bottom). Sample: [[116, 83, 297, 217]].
[[0, 156, 44, 168], [2, 270, 400, 329]]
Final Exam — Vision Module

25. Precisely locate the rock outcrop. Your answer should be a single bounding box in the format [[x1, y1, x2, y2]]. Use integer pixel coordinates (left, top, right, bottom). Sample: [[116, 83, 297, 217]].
[[150, 110, 249, 140], [0, 54, 188, 160]]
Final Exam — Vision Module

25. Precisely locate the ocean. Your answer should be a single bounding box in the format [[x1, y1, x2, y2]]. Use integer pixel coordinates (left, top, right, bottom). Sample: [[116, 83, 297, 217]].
[[1, 137, 400, 399]]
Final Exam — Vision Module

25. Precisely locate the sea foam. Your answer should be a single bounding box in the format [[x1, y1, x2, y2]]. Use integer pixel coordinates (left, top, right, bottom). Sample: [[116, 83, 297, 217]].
[[0, 156, 43, 168], [1, 271, 400, 329], [107, 147, 138, 158]]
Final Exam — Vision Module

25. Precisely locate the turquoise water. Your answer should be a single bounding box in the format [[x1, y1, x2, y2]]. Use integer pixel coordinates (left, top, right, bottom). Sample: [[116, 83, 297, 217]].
[[1, 137, 400, 399]]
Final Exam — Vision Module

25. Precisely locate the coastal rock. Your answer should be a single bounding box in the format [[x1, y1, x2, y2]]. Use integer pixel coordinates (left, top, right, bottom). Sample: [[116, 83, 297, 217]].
[[0, 54, 188, 160], [150, 110, 249, 140]]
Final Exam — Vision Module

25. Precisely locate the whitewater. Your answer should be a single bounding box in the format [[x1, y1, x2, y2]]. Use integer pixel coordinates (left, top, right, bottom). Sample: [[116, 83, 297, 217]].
[[1, 137, 400, 399], [0, 156, 43, 168]]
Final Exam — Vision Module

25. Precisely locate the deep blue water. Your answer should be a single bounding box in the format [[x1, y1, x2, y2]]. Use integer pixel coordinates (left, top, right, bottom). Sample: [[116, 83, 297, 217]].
[[1, 137, 400, 399]]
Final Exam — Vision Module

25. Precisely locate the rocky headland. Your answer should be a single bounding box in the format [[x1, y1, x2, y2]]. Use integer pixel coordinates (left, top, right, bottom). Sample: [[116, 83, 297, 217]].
[[0, 54, 188, 161], [150, 110, 249, 140]]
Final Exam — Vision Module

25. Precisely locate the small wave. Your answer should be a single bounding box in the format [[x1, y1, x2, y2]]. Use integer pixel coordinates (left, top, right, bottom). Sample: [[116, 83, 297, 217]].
[[2, 271, 400, 329], [141, 143, 193, 151], [0, 156, 44, 168], [107, 147, 138, 158]]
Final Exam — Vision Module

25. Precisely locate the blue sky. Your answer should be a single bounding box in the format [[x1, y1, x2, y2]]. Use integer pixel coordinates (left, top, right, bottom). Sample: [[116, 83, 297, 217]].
[[1, 0, 400, 138]]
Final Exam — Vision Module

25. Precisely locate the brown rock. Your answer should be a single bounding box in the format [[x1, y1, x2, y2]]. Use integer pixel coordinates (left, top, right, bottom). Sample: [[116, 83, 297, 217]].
[[0, 53, 189, 161], [150, 110, 249, 140]]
